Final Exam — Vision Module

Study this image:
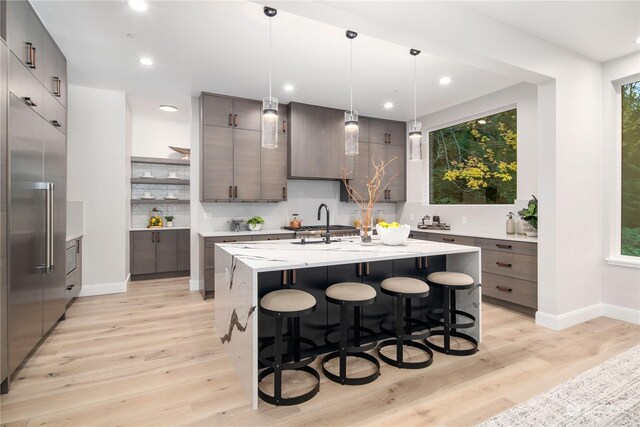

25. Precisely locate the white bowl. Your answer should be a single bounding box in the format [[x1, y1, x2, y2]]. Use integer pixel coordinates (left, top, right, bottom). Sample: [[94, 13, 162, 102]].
[[376, 224, 411, 245], [248, 223, 263, 231]]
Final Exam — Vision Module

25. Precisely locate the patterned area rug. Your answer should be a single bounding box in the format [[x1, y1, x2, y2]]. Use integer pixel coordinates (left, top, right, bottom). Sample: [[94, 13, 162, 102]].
[[478, 345, 640, 427]]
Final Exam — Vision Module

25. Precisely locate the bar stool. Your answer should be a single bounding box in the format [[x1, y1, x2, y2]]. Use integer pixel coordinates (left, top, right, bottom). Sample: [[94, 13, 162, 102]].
[[377, 277, 434, 369], [425, 272, 478, 356], [321, 282, 381, 385], [258, 289, 320, 406]]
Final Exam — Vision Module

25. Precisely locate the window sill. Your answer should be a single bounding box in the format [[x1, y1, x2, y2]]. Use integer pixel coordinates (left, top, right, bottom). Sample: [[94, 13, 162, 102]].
[[605, 256, 640, 269]]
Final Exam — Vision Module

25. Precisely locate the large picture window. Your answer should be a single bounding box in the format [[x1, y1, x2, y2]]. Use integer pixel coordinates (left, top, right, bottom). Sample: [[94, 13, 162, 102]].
[[622, 81, 640, 257], [429, 108, 517, 204]]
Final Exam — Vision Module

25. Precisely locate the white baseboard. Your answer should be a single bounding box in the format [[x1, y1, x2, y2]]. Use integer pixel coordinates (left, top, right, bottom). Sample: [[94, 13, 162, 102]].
[[602, 304, 640, 324], [536, 303, 640, 330], [536, 304, 603, 330], [189, 279, 200, 292], [78, 274, 129, 297]]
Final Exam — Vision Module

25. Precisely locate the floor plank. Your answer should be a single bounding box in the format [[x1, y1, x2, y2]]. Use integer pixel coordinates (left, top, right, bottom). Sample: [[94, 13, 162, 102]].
[[1, 277, 638, 426]]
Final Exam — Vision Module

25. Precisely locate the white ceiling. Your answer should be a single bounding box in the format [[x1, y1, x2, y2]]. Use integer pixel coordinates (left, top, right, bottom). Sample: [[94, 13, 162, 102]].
[[30, 1, 522, 121], [459, 1, 640, 63]]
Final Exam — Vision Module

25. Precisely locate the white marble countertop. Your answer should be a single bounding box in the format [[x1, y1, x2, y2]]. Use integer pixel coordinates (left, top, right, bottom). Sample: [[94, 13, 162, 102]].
[[199, 229, 295, 238], [66, 233, 83, 242], [130, 226, 191, 232], [411, 228, 538, 243], [215, 236, 480, 273]]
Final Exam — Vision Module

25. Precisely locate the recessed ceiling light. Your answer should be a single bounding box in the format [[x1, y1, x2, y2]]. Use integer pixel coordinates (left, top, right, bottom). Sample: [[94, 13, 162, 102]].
[[127, 0, 148, 12], [139, 57, 153, 66], [159, 105, 178, 112], [383, 102, 393, 109], [284, 84, 294, 91], [439, 76, 452, 85], [477, 119, 487, 125]]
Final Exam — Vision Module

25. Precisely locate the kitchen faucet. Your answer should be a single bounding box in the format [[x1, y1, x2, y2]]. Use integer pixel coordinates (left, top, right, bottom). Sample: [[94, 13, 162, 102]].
[[317, 203, 331, 244]]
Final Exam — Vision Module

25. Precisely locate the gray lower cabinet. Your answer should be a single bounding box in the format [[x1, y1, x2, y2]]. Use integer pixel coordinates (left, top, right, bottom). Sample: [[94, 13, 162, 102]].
[[65, 237, 82, 305], [200, 233, 295, 299], [131, 229, 190, 278], [200, 93, 287, 202]]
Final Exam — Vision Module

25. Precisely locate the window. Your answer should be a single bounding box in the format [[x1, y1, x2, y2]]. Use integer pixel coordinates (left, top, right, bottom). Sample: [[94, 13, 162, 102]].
[[621, 81, 640, 257], [429, 108, 517, 204]]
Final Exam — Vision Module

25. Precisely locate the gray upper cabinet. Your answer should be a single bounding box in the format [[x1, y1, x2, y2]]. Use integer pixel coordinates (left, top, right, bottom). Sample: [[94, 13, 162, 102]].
[[202, 125, 234, 201], [41, 34, 67, 107], [288, 102, 354, 180], [368, 119, 388, 145], [200, 93, 288, 202], [368, 118, 405, 146], [386, 144, 406, 201], [9, 52, 43, 116], [6, 0, 44, 85], [387, 121, 406, 146]]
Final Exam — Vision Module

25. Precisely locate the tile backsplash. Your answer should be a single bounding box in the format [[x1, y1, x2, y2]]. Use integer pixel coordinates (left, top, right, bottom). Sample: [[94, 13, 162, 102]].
[[132, 163, 190, 180], [132, 203, 191, 228]]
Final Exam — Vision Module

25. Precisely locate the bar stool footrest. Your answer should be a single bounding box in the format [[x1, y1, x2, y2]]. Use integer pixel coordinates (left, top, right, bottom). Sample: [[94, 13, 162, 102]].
[[259, 336, 318, 370], [426, 330, 478, 356], [379, 318, 431, 341], [377, 339, 434, 369], [426, 308, 476, 329], [258, 365, 320, 406], [324, 325, 378, 353], [321, 351, 381, 386]]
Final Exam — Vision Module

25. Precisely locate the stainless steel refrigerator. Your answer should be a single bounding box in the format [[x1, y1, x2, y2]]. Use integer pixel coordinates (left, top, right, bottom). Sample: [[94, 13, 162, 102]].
[[7, 66, 66, 376]]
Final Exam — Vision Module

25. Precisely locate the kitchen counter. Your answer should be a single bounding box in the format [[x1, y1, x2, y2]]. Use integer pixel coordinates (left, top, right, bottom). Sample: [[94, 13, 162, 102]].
[[130, 226, 191, 231], [411, 228, 538, 243], [198, 229, 294, 238], [66, 233, 83, 242], [214, 237, 481, 409]]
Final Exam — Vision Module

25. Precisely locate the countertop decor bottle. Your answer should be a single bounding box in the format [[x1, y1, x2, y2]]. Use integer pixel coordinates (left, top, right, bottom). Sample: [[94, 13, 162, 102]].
[[517, 215, 527, 235], [506, 212, 515, 234]]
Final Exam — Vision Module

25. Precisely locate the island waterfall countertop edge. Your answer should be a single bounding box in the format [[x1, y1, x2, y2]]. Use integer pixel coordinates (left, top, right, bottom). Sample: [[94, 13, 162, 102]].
[[411, 228, 538, 243], [199, 229, 295, 238], [215, 237, 481, 273]]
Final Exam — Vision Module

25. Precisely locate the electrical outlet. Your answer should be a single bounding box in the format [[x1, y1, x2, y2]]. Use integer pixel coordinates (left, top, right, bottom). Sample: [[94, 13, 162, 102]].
[[462, 216, 468, 224]]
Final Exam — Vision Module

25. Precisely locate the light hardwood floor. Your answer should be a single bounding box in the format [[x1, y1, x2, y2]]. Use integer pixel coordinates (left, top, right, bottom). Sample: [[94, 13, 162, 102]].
[[1, 278, 638, 426]]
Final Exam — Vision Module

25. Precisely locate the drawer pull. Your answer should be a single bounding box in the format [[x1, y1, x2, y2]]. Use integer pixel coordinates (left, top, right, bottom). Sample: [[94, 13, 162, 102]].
[[496, 285, 512, 293], [51, 120, 62, 128], [66, 285, 74, 291], [496, 262, 512, 268], [496, 244, 512, 249], [23, 97, 37, 107], [443, 238, 455, 242]]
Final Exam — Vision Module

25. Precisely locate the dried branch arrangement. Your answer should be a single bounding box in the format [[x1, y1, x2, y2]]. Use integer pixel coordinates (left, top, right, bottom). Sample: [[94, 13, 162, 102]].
[[342, 156, 397, 241]]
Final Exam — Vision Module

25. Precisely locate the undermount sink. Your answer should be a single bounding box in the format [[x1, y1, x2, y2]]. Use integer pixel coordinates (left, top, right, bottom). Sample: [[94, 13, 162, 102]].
[[290, 238, 343, 245]]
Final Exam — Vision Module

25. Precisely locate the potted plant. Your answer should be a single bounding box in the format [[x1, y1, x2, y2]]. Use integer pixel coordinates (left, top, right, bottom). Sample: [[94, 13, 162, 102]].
[[518, 195, 538, 237], [247, 216, 264, 231], [164, 216, 174, 228]]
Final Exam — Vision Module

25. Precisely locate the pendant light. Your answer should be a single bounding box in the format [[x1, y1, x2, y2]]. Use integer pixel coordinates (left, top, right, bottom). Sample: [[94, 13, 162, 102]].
[[345, 30, 359, 155], [409, 48, 423, 161], [262, 6, 278, 149]]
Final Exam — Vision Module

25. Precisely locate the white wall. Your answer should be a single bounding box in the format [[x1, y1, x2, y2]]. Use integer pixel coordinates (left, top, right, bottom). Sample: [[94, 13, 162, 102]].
[[125, 101, 132, 278], [400, 82, 537, 233], [67, 85, 128, 295], [600, 53, 640, 320], [131, 111, 191, 158]]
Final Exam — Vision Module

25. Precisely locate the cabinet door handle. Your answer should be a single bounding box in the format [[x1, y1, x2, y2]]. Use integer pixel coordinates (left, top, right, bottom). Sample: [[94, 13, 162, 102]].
[[387, 189, 391, 200], [23, 97, 37, 107], [496, 285, 512, 293], [282, 120, 287, 133], [443, 238, 455, 242], [53, 77, 62, 97], [51, 120, 62, 128], [152, 232, 155, 243], [364, 262, 370, 276], [228, 186, 233, 198], [291, 269, 297, 285], [157, 232, 160, 243], [234, 186, 238, 198], [356, 263, 363, 277], [234, 114, 238, 127], [282, 270, 288, 286], [282, 186, 286, 199], [26, 42, 36, 69], [496, 262, 512, 268], [223, 239, 237, 243], [496, 244, 512, 249], [228, 114, 233, 126]]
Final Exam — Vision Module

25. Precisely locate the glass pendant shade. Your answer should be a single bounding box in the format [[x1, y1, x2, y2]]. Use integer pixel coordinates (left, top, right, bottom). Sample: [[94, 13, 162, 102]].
[[261, 96, 278, 148], [409, 121, 423, 162], [345, 110, 359, 155]]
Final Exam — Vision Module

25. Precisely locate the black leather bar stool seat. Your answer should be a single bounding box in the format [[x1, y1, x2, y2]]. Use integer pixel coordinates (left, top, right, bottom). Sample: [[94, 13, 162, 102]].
[[425, 272, 478, 356], [377, 277, 434, 369], [321, 282, 380, 386], [258, 289, 320, 406]]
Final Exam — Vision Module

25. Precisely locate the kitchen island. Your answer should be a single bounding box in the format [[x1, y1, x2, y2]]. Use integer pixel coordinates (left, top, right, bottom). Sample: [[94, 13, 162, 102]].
[[214, 237, 481, 409]]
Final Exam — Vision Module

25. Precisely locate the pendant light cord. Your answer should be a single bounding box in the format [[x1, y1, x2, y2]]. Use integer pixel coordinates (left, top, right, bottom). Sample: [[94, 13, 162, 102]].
[[413, 55, 417, 123], [350, 38, 353, 113], [269, 17, 272, 100]]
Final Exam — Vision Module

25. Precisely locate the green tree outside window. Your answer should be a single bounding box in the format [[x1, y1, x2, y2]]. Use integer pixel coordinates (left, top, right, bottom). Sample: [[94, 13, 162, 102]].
[[622, 81, 640, 257]]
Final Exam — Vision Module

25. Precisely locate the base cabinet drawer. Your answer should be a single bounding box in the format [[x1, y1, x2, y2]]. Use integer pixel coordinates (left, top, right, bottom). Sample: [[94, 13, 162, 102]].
[[476, 237, 537, 256], [482, 250, 537, 282], [252, 233, 295, 241], [409, 231, 429, 241], [482, 272, 537, 309], [427, 234, 475, 246]]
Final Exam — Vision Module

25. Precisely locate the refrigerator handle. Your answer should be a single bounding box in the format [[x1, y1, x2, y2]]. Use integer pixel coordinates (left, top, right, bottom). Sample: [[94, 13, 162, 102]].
[[47, 182, 54, 272], [35, 182, 50, 273]]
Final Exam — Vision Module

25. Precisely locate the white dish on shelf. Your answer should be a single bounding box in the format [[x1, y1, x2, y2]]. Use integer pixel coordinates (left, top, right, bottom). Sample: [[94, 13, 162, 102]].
[[167, 173, 178, 179], [140, 197, 156, 200], [140, 175, 155, 179]]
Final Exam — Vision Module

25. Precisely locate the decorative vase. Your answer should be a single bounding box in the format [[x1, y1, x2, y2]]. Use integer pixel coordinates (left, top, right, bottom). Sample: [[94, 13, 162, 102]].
[[248, 223, 262, 231], [523, 222, 538, 237], [359, 209, 373, 245], [167, 221, 173, 228]]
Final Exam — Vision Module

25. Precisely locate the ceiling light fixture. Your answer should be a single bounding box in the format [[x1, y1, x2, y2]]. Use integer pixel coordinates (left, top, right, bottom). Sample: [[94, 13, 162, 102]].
[[409, 48, 422, 162], [345, 30, 359, 155], [262, 6, 279, 149], [139, 57, 153, 66], [159, 105, 178, 112], [439, 76, 452, 85], [384, 102, 393, 109], [127, 0, 148, 12], [284, 84, 294, 92]]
